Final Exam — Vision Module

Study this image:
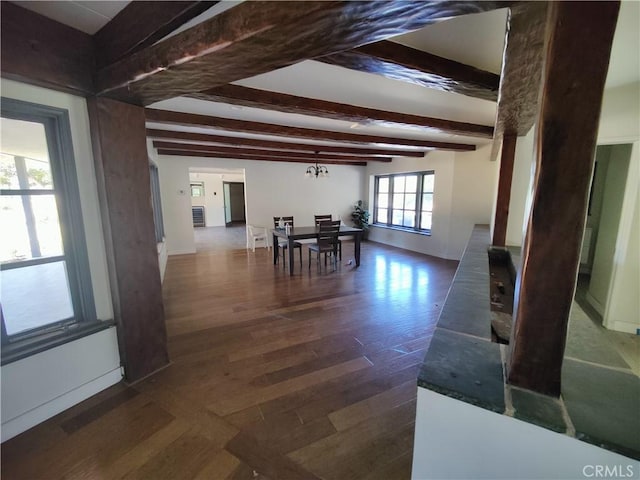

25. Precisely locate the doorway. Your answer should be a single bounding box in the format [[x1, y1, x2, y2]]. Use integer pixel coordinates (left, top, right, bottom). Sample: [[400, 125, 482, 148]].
[[582, 144, 632, 320], [223, 181, 246, 226]]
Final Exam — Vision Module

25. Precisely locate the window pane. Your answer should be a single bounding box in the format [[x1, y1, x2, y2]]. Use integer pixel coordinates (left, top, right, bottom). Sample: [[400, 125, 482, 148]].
[[422, 193, 433, 211], [1, 261, 74, 335], [393, 176, 405, 192], [403, 212, 415, 228], [392, 209, 403, 225], [377, 193, 388, 208], [378, 177, 389, 193], [376, 208, 387, 223], [421, 211, 433, 230], [393, 193, 404, 209], [405, 175, 417, 192], [404, 193, 416, 210], [0, 194, 64, 263], [423, 174, 434, 193], [1, 118, 52, 190]]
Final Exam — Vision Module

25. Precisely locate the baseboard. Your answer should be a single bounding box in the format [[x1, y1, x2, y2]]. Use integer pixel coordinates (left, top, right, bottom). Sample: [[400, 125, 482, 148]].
[[1, 367, 122, 442], [610, 321, 640, 335], [585, 291, 605, 316]]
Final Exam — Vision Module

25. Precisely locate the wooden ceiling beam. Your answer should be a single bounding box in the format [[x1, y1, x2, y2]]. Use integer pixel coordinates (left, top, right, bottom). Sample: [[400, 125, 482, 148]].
[[491, 2, 549, 159], [189, 84, 493, 138], [318, 40, 500, 102], [95, 1, 506, 105], [152, 141, 392, 162], [146, 129, 425, 157], [94, 1, 218, 68], [0, 2, 95, 95], [146, 109, 476, 151], [157, 149, 367, 166]]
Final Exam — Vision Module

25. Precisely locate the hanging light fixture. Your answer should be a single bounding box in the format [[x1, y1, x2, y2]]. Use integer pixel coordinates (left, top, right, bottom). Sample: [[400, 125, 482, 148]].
[[304, 152, 329, 179]]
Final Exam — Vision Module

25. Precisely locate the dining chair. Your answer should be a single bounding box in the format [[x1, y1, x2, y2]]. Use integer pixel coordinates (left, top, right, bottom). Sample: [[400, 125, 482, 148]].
[[246, 224, 270, 252], [314, 214, 342, 260], [308, 220, 341, 272], [273, 216, 302, 268]]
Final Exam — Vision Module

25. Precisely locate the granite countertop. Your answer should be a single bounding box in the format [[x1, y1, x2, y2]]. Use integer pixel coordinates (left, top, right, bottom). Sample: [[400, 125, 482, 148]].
[[417, 225, 640, 460]]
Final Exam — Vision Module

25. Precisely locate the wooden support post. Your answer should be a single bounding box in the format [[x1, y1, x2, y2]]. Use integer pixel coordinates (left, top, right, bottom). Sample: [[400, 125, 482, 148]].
[[492, 133, 517, 247], [507, 1, 620, 396], [87, 97, 169, 382]]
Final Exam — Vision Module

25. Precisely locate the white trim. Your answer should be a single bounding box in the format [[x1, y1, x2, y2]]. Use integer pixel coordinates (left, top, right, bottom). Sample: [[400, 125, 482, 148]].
[[1, 367, 122, 442], [586, 290, 605, 317], [603, 141, 639, 330], [611, 321, 640, 335]]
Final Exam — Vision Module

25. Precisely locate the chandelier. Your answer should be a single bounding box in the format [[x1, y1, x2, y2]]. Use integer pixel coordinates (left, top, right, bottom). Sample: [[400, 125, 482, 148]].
[[305, 152, 329, 178]]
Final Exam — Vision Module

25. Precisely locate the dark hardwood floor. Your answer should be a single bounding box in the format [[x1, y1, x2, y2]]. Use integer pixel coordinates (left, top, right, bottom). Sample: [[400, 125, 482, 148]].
[[2, 240, 458, 479]]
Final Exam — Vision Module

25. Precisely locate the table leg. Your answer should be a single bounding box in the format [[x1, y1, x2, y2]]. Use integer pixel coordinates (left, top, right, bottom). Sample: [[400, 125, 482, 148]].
[[288, 236, 295, 275], [355, 232, 361, 267], [273, 234, 278, 265]]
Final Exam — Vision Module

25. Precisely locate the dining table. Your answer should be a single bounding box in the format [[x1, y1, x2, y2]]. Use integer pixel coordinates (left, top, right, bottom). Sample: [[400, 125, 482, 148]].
[[272, 225, 363, 275]]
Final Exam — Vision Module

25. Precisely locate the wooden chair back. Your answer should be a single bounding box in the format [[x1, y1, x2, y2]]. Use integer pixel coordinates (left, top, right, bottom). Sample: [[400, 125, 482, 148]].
[[317, 220, 341, 251], [314, 214, 332, 226]]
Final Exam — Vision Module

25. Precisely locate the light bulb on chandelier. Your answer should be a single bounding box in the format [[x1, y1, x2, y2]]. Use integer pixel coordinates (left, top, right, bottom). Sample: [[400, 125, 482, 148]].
[[304, 152, 329, 179]]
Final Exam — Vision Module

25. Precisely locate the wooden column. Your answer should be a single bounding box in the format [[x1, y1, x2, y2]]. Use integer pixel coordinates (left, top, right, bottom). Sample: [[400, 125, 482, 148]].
[[492, 133, 517, 247], [87, 97, 169, 383], [507, 1, 620, 396]]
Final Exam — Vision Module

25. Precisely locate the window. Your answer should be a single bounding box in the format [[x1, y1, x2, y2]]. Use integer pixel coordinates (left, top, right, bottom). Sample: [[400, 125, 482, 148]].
[[149, 163, 165, 243], [190, 181, 204, 197], [374, 171, 435, 233], [0, 98, 97, 357]]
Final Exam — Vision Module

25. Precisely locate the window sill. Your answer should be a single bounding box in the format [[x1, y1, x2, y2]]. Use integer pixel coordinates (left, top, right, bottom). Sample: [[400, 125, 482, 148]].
[[1, 320, 116, 366], [371, 223, 431, 236]]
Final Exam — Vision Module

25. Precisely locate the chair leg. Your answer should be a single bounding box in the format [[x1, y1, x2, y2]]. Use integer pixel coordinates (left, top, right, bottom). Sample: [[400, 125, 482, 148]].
[[298, 246, 302, 267]]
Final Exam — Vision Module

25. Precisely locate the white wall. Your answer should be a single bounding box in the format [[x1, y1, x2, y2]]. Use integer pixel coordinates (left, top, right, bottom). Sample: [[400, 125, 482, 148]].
[[505, 128, 535, 247], [1, 328, 121, 442], [154, 154, 365, 255], [0, 79, 121, 441], [366, 145, 496, 261], [447, 144, 499, 259], [412, 388, 639, 479], [156, 156, 195, 255], [598, 82, 640, 143]]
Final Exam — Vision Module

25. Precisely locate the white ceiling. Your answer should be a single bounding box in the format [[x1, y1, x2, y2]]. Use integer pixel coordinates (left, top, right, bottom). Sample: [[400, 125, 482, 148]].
[[12, 0, 128, 34], [9, 0, 640, 160]]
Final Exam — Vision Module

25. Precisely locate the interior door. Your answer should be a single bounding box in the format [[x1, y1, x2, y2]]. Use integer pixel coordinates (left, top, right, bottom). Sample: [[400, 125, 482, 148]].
[[229, 183, 246, 222], [223, 182, 232, 226]]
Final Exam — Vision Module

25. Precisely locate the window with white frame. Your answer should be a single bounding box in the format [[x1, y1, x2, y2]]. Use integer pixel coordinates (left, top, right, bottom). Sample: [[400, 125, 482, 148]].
[[0, 98, 97, 357], [373, 171, 435, 232]]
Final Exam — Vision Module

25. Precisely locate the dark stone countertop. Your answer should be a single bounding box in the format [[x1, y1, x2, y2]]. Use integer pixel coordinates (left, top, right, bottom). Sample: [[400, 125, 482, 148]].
[[417, 225, 640, 460]]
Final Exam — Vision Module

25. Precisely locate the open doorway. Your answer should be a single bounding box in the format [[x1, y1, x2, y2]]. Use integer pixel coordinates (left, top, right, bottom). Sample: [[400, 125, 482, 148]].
[[188, 168, 247, 253], [573, 143, 639, 375], [223, 181, 246, 226], [580, 144, 632, 321]]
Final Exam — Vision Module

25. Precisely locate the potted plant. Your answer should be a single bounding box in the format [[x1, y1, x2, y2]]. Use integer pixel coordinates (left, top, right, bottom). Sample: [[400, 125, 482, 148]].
[[351, 200, 370, 239]]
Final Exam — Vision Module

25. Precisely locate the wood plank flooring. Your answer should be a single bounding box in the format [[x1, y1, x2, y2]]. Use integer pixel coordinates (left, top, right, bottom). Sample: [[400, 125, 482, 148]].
[[2, 240, 457, 480]]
